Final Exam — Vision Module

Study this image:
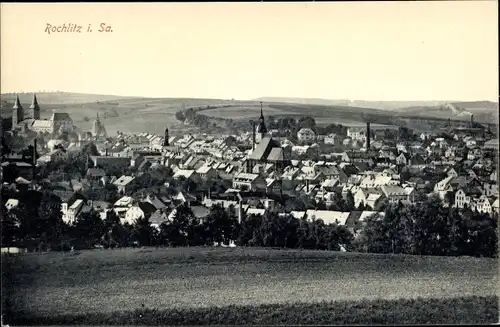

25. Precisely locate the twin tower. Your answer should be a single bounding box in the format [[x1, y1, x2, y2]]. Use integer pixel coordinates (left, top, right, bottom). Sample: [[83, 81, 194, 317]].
[[12, 94, 40, 126]]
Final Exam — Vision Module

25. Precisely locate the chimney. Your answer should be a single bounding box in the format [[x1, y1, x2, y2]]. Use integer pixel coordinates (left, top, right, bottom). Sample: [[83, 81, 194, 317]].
[[33, 139, 37, 165], [470, 114, 474, 127], [105, 148, 108, 157], [366, 122, 371, 151], [32, 139, 37, 180], [252, 122, 256, 150]]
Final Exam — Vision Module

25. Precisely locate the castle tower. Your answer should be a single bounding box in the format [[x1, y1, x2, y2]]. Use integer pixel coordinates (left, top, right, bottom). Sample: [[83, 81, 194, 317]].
[[30, 93, 40, 120], [12, 95, 24, 126], [164, 127, 169, 146], [255, 101, 268, 143]]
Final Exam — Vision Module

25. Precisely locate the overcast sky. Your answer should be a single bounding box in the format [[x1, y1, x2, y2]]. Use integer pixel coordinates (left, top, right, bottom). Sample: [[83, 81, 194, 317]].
[[1, 2, 498, 101]]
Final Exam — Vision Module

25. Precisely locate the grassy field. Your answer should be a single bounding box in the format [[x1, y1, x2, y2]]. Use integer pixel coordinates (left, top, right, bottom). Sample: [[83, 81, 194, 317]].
[[2, 247, 498, 324]]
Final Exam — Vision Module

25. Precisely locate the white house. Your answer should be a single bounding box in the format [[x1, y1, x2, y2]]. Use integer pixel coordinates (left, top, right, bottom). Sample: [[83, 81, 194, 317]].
[[347, 127, 366, 142], [4, 199, 19, 211], [63, 199, 84, 225], [123, 202, 158, 225], [324, 133, 339, 146]]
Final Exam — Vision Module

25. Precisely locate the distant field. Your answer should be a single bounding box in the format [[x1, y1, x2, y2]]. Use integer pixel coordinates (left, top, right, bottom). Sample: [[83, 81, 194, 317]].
[[3, 247, 498, 321], [201, 104, 398, 127]]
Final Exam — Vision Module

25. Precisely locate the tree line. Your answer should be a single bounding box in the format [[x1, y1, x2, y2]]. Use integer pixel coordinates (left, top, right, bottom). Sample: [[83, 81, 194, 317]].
[[2, 192, 497, 258]]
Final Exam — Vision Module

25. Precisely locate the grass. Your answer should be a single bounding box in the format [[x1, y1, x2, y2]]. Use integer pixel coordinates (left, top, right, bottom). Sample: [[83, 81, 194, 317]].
[[2, 247, 499, 324], [5, 296, 498, 325]]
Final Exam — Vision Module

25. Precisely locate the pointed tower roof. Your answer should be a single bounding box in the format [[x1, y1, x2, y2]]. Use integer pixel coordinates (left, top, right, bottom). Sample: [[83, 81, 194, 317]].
[[13, 95, 22, 109], [256, 101, 267, 134], [30, 94, 39, 109]]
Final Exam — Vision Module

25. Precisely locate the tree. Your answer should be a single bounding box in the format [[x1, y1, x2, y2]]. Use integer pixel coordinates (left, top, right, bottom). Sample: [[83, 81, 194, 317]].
[[73, 209, 105, 249], [35, 192, 67, 251], [101, 209, 123, 248], [1, 205, 20, 248], [297, 116, 316, 130], [132, 216, 156, 247], [159, 204, 197, 247], [344, 190, 355, 211], [203, 204, 239, 246], [82, 142, 100, 156]]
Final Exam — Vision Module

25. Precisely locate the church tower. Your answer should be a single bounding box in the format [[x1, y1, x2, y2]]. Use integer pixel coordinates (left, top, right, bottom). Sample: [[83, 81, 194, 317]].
[[30, 93, 40, 120], [255, 101, 268, 144], [164, 127, 170, 146], [12, 95, 24, 126]]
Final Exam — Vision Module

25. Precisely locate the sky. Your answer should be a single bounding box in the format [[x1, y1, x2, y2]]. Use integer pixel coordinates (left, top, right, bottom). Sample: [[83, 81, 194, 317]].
[[1, 2, 498, 101]]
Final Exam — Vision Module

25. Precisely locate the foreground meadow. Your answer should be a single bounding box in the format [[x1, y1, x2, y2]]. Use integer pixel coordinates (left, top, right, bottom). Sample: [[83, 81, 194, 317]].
[[2, 247, 499, 324]]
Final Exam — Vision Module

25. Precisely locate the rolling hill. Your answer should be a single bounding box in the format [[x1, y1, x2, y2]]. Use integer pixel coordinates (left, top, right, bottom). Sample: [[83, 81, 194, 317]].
[[1, 92, 496, 135], [254, 97, 459, 110], [396, 101, 499, 122]]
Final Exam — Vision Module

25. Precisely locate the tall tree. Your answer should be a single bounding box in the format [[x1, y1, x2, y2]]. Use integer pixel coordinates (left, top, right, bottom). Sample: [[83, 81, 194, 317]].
[[73, 209, 105, 249]]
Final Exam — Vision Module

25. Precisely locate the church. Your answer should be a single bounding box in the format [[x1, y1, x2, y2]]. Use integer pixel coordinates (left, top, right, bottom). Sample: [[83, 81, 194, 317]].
[[11, 94, 74, 134], [245, 102, 290, 173]]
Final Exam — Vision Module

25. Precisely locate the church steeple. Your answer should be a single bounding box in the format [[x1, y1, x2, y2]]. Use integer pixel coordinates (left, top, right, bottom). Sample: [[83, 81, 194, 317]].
[[12, 95, 24, 126], [255, 101, 268, 143], [30, 93, 40, 120]]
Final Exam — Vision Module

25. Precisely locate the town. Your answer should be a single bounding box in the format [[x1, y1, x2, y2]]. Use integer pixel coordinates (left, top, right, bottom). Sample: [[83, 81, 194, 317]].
[[1, 94, 498, 256]]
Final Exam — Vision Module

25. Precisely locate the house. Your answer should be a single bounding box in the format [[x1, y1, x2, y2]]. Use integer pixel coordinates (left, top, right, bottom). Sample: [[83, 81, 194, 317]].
[[454, 188, 481, 209], [86, 168, 106, 181], [144, 194, 167, 210], [124, 202, 158, 224], [174, 191, 197, 206], [113, 175, 136, 194], [380, 185, 410, 203], [323, 133, 340, 146], [347, 127, 366, 142], [63, 199, 85, 225], [446, 167, 459, 178], [173, 169, 201, 183], [396, 153, 407, 166], [409, 153, 426, 169], [434, 176, 454, 199], [492, 198, 499, 213], [297, 128, 316, 143], [483, 139, 499, 151], [305, 210, 350, 226], [354, 188, 383, 210], [37, 148, 65, 163], [232, 172, 267, 191], [4, 199, 19, 211], [314, 164, 348, 183], [420, 132, 432, 141], [474, 195, 493, 214], [266, 178, 282, 194], [196, 165, 218, 180]]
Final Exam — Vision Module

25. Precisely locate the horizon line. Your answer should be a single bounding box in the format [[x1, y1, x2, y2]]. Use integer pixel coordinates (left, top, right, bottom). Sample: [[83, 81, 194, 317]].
[[0, 91, 497, 104]]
